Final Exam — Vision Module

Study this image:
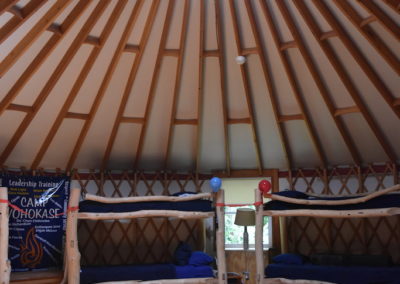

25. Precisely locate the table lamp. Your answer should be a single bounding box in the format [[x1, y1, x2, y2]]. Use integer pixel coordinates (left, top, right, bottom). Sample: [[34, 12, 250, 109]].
[[234, 208, 255, 250]]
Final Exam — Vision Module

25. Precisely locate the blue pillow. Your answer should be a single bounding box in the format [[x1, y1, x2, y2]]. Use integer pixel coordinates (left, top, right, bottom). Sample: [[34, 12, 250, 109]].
[[174, 242, 192, 265], [188, 251, 213, 266], [272, 253, 305, 265]]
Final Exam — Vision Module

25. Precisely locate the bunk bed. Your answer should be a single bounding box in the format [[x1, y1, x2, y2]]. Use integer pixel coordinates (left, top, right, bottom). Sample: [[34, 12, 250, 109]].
[[0, 187, 10, 284], [65, 188, 227, 284], [254, 184, 400, 284]]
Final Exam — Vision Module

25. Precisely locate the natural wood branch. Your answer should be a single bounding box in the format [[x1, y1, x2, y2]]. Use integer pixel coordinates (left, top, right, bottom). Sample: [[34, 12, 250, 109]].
[[263, 208, 400, 218], [66, 188, 81, 284], [255, 189, 264, 284], [215, 190, 227, 283], [0, 187, 10, 284], [85, 192, 211, 203], [97, 278, 217, 284], [78, 210, 214, 220]]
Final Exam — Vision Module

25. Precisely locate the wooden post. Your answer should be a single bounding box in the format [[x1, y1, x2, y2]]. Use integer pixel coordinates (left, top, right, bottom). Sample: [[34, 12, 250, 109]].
[[66, 188, 81, 284], [215, 190, 227, 284], [0, 187, 10, 284], [279, 217, 288, 254], [255, 189, 264, 283]]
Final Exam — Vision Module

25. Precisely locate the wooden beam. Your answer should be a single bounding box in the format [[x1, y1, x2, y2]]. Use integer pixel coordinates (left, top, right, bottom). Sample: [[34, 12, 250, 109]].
[[0, 0, 18, 15], [214, 0, 231, 175], [84, 35, 101, 47], [8, 5, 22, 18], [334, 106, 360, 116], [278, 114, 304, 122], [241, 47, 258, 55], [65, 112, 90, 120], [228, 0, 264, 174], [124, 43, 139, 53], [0, 0, 92, 116], [382, 0, 400, 13], [164, 0, 191, 170], [203, 50, 219, 57], [214, 169, 277, 178], [174, 119, 198, 125], [312, 0, 400, 119], [99, 0, 159, 170], [163, 49, 180, 57], [259, 0, 328, 167], [227, 118, 251, 124], [358, 0, 400, 40], [280, 40, 297, 50], [394, 98, 400, 107], [334, 1, 399, 76], [319, 30, 337, 41], [359, 15, 377, 27], [66, 188, 81, 284], [6, 104, 33, 113], [46, 23, 63, 35], [120, 117, 145, 124], [134, 0, 177, 169], [0, 0, 73, 77], [64, 0, 145, 171], [294, 0, 397, 163]]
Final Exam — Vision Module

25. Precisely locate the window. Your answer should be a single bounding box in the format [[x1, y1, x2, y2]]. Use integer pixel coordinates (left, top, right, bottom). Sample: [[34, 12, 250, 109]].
[[225, 205, 271, 250]]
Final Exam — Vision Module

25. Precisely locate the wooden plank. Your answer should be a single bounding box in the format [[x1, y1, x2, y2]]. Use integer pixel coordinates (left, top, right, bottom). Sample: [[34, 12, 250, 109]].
[[203, 50, 219, 57], [394, 98, 400, 106], [66, 188, 81, 284], [278, 114, 304, 122], [163, 49, 180, 57], [0, 0, 18, 15], [7, 104, 33, 113], [358, 0, 400, 40], [334, 0, 400, 76], [0, 187, 10, 284], [124, 43, 139, 53], [279, 40, 297, 50], [164, 0, 190, 170], [241, 47, 258, 55], [215, 190, 227, 283], [296, 0, 397, 162], [0, 0, 92, 116], [101, 0, 162, 170], [227, 117, 251, 124], [66, 0, 146, 171], [319, 30, 337, 40], [263, 208, 400, 218], [228, 0, 263, 174], [0, 0, 73, 77], [312, 0, 400, 119], [255, 188, 264, 284], [65, 112, 90, 120], [360, 15, 377, 27], [46, 23, 63, 35], [278, 0, 363, 166], [120, 117, 145, 124], [0, 1, 110, 168], [334, 106, 360, 116], [174, 118, 198, 125], [259, 0, 328, 167], [8, 5, 23, 18], [84, 35, 101, 47], [382, 0, 400, 13], [214, 0, 231, 175]]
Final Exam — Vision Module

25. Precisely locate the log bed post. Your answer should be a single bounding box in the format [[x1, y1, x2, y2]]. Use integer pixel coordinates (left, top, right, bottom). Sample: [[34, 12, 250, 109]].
[[0, 187, 10, 284], [255, 189, 264, 284], [66, 188, 81, 284], [216, 189, 227, 284], [279, 217, 288, 254]]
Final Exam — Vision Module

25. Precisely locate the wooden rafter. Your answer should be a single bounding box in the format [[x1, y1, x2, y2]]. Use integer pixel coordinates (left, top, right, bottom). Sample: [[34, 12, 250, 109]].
[[214, 0, 231, 175], [358, 0, 400, 40], [382, 0, 400, 13], [228, 0, 264, 173], [66, 0, 147, 171], [334, 0, 400, 76], [258, 0, 327, 167], [245, 0, 293, 169], [100, 0, 161, 170], [0, 0, 18, 15], [0, 0, 47, 45], [0, 0, 92, 116], [0, 1, 110, 167], [164, 0, 190, 170], [293, 0, 397, 164], [0, 0, 73, 77], [30, 0, 129, 170], [133, 0, 176, 169], [312, 0, 400, 119]]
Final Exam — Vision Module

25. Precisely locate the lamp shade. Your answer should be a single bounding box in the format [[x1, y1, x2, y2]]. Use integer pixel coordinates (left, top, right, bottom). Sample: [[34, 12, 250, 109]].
[[234, 208, 255, 226]]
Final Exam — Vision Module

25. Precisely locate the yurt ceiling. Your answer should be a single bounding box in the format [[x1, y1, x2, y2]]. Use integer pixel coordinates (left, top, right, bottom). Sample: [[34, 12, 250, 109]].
[[0, 0, 399, 174]]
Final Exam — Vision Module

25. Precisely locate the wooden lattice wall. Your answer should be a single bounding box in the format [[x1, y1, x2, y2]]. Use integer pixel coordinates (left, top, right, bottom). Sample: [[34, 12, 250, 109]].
[[282, 163, 400, 264]]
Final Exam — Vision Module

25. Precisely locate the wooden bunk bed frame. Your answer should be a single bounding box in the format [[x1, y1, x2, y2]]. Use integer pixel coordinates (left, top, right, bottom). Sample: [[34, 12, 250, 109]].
[[0, 187, 11, 284], [254, 184, 400, 284], [65, 187, 227, 284]]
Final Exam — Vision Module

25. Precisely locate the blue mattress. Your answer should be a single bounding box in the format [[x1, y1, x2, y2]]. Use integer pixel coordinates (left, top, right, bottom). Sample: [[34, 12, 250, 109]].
[[79, 199, 213, 213], [80, 264, 213, 283], [265, 263, 400, 284], [264, 191, 400, 211]]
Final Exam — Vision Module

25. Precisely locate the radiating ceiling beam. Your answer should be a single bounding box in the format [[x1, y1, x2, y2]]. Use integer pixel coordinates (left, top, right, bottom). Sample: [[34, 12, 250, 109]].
[[228, 0, 264, 174], [133, 0, 177, 169], [214, 0, 231, 175], [294, 0, 397, 163], [0, 0, 47, 45], [259, 0, 328, 167], [0, 1, 110, 167], [30, 0, 129, 170], [334, 0, 400, 76], [0, 0, 92, 116], [245, 0, 293, 170], [357, 0, 400, 40], [381, 0, 400, 13], [65, 0, 146, 171], [99, 0, 160, 170], [0, 0, 19, 15], [164, 0, 191, 170], [0, 0, 73, 77], [277, 0, 362, 165], [312, 0, 400, 119]]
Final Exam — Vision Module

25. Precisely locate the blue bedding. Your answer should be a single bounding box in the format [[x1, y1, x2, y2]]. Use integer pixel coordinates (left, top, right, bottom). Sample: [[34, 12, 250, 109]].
[[264, 191, 400, 211], [80, 264, 214, 283], [265, 263, 400, 284], [79, 199, 213, 213]]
